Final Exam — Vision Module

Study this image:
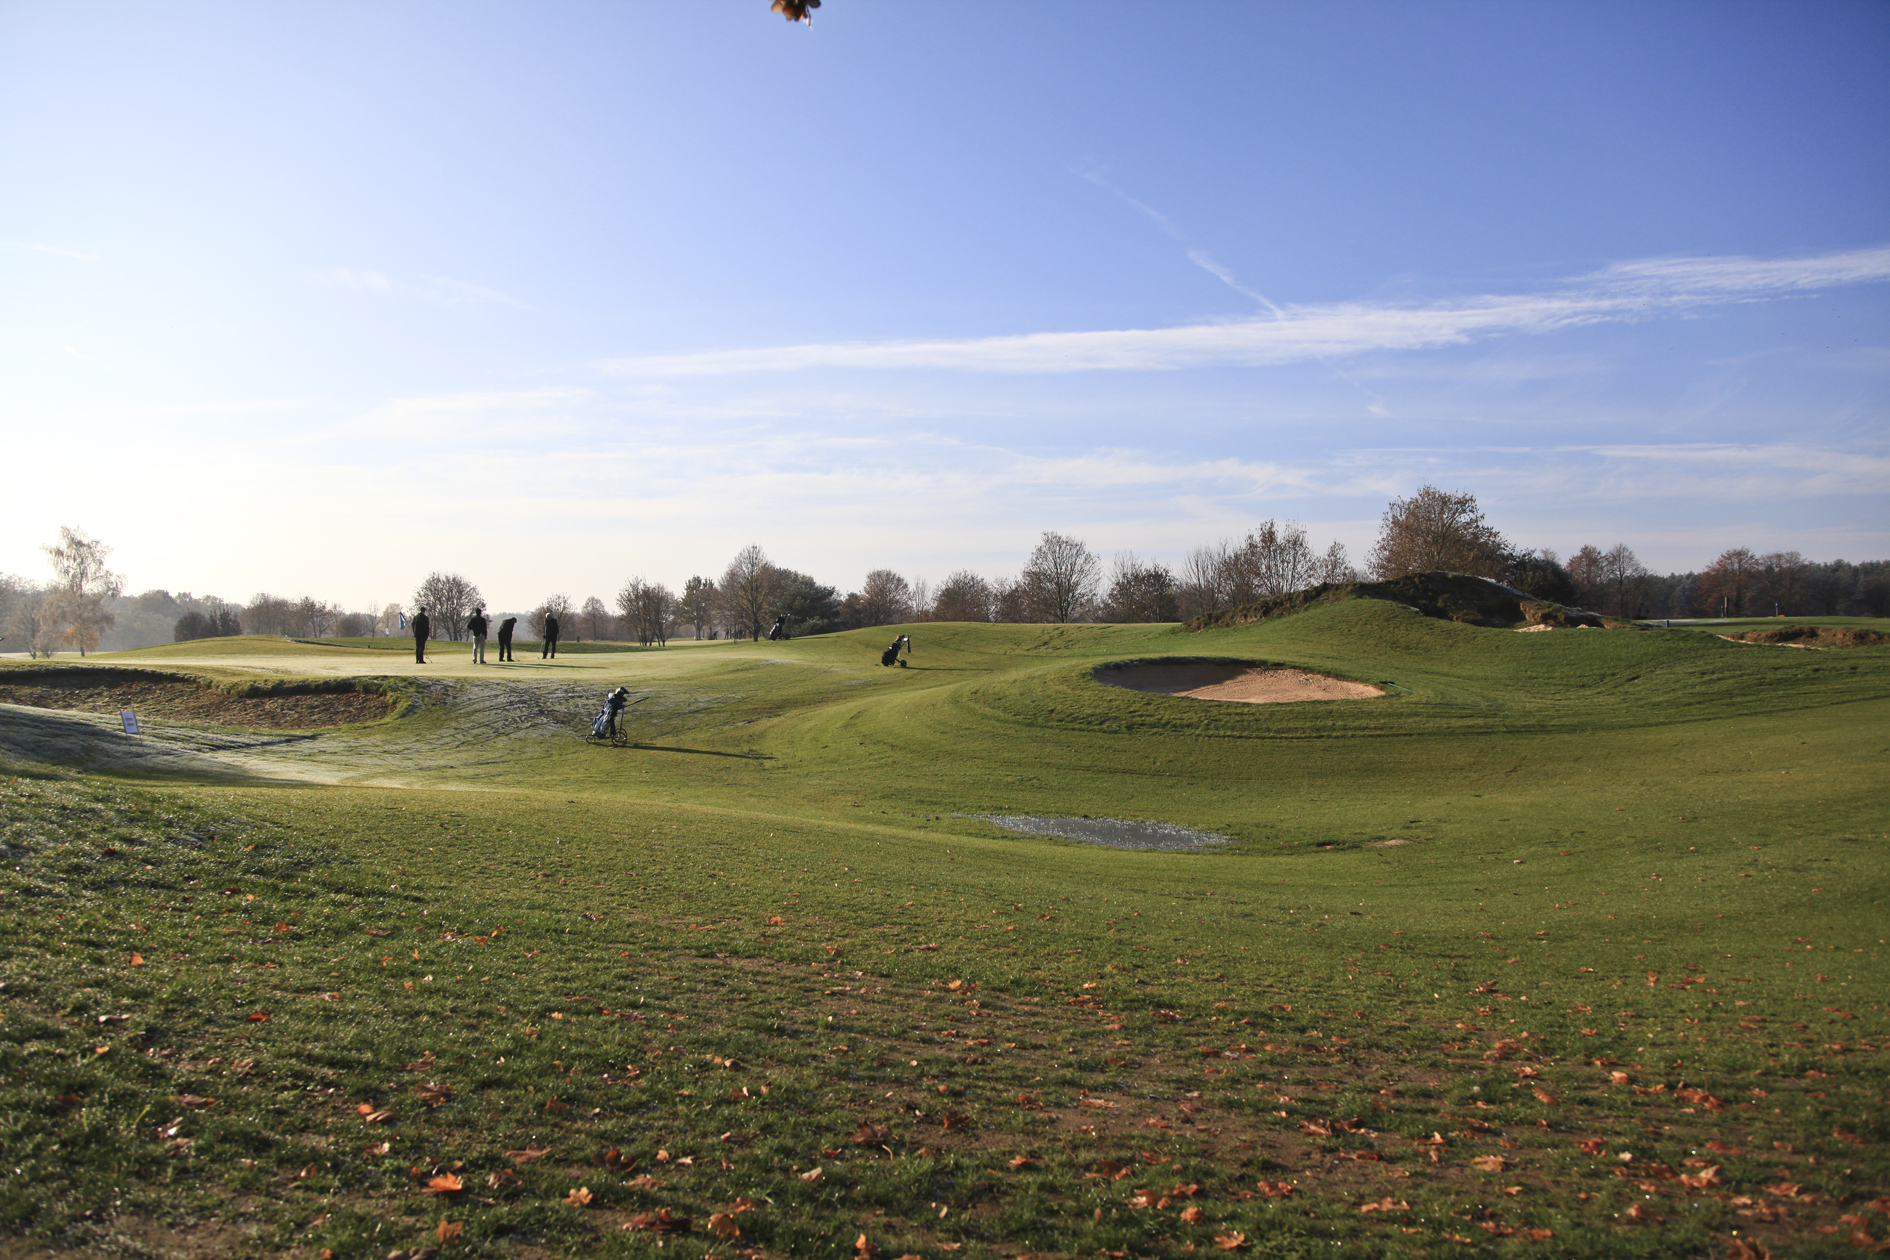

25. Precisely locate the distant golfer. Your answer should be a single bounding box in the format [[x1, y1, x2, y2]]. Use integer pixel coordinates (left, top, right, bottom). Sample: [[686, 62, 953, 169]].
[[541, 612, 560, 659], [880, 634, 910, 667], [468, 607, 488, 665], [412, 608, 431, 665], [768, 615, 787, 641], [497, 616, 517, 661]]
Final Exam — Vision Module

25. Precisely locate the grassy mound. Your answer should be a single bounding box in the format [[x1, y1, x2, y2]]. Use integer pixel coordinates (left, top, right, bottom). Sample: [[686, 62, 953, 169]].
[[1181, 572, 1617, 632]]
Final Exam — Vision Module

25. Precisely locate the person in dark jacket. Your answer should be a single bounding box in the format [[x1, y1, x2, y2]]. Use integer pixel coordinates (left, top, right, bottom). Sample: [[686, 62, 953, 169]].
[[412, 608, 431, 664], [541, 612, 560, 659], [468, 607, 489, 664], [497, 616, 516, 662]]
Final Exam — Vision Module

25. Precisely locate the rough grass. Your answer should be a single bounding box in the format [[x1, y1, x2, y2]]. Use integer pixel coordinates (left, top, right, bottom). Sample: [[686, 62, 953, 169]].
[[3, 604, 1888, 1258]]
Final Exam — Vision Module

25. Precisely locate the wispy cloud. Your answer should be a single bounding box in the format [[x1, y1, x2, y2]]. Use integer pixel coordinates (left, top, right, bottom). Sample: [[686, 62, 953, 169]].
[[597, 247, 1890, 378], [309, 267, 528, 309], [3, 240, 101, 261]]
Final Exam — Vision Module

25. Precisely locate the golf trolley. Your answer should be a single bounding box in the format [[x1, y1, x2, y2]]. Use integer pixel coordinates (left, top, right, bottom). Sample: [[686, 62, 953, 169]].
[[587, 687, 642, 746]]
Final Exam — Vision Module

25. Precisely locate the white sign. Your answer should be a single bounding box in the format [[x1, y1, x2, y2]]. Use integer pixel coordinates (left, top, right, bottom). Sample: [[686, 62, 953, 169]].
[[120, 710, 139, 735]]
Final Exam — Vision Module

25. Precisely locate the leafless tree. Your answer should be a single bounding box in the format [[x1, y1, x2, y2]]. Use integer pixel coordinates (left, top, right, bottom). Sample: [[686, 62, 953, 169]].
[[1367, 486, 1508, 580], [297, 596, 341, 639], [931, 570, 993, 622], [720, 545, 778, 642], [1100, 552, 1180, 622], [616, 578, 675, 647], [1752, 551, 1810, 617], [1316, 539, 1356, 584], [7, 588, 60, 658], [335, 611, 375, 637], [529, 593, 574, 641], [854, 569, 913, 627], [990, 576, 1031, 623], [1019, 531, 1102, 623], [43, 526, 123, 656], [580, 596, 615, 642], [413, 572, 484, 640]]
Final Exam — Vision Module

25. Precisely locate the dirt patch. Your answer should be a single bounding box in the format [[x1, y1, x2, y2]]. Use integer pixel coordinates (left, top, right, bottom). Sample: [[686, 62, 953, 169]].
[[1094, 660, 1383, 704], [0, 668, 394, 729], [1730, 625, 1889, 649], [968, 814, 1230, 850]]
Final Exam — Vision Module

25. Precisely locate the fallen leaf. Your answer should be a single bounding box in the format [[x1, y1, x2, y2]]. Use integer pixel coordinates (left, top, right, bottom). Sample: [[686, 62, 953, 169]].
[[623, 1209, 692, 1234], [436, 1220, 462, 1246], [708, 1212, 741, 1238], [625, 1174, 667, 1191], [415, 1083, 453, 1108], [1214, 1232, 1248, 1252], [1359, 1197, 1410, 1213], [176, 1094, 217, 1109], [507, 1147, 551, 1163], [424, 1174, 464, 1194], [1532, 1087, 1561, 1105], [1471, 1156, 1509, 1173], [1179, 1204, 1205, 1224], [800, 1166, 824, 1182], [1256, 1180, 1294, 1198], [487, 1169, 523, 1189], [128, 953, 145, 966], [565, 1186, 593, 1207], [543, 1097, 570, 1113], [852, 1121, 891, 1145], [1678, 1165, 1723, 1190]]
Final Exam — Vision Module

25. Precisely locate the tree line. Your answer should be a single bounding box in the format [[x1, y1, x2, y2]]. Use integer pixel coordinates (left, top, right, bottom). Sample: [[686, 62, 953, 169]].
[[6, 500, 1886, 656]]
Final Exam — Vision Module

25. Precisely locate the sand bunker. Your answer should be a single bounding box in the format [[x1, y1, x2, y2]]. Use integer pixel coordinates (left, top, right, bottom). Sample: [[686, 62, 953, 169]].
[[1094, 660, 1383, 704], [968, 815, 1230, 851]]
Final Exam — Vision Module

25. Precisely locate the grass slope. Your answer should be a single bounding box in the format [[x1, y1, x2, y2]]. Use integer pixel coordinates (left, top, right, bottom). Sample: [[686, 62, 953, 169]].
[[3, 610, 1886, 1258]]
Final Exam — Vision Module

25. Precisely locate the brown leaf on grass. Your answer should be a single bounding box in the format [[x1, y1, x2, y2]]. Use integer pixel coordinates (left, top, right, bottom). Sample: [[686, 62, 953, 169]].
[[487, 1169, 523, 1189], [766, 915, 786, 926], [1126, 1191, 1156, 1210], [625, 1174, 666, 1191], [800, 1167, 824, 1183], [1625, 1203, 1661, 1223], [1214, 1233, 1248, 1252], [623, 1209, 692, 1234], [1523, 1228, 1554, 1240], [1179, 1205, 1205, 1224], [176, 1095, 217, 1109], [360, 1109, 396, 1124], [506, 1147, 551, 1163], [1576, 1138, 1606, 1156], [423, 1174, 464, 1194], [1678, 1165, 1723, 1190], [854, 1233, 873, 1257], [1532, 1087, 1561, 1105], [1725, 1241, 1773, 1260], [1470, 1156, 1509, 1173], [1256, 1180, 1294, 1198], [1359, 1198, 1410, 1213], [580, 912, 605, 922], [941, 1112, 972, 1131], [436, 1221, 462, 1246], [128, 953, 145, 966], [415, 1083, 453, 1108], [1092, 1160, 1133, 1181], [246, 1011, 270, 1022], [707, 1212, 743, 1238], [1298, 1119, 1334, 1137], [365, 1141, 392, 1157], [1008, 1156, 1034, 1169], [851, 1121, 891, 1145], [565, 1187, 593, 1207], [543, 1097, 570, 1113]]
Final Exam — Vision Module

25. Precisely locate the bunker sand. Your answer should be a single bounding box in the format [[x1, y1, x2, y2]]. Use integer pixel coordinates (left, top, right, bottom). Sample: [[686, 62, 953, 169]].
[[1095, 660, 1384, 703]]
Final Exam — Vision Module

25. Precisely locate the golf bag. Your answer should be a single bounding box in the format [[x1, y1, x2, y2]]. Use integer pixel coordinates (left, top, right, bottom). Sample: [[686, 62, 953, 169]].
[[880, 634, 910, 667]]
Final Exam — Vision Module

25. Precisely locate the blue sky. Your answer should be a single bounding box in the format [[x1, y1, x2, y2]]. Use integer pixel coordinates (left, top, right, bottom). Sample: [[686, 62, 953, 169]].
[[3, 1, 1886, 612]]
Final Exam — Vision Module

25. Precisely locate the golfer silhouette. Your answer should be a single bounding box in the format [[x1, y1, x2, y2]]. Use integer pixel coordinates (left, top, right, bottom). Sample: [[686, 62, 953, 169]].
[[541, 612, 560, 659], [412, 608, 431, 664]]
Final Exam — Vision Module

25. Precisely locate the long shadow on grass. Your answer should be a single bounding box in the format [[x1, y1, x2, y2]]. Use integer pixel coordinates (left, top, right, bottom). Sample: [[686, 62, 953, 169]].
[[626, 743, 776, 760]]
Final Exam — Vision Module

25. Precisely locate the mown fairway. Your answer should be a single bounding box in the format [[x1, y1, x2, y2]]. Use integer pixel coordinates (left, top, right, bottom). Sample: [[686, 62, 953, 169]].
[[2, 603, 1887, 1259]]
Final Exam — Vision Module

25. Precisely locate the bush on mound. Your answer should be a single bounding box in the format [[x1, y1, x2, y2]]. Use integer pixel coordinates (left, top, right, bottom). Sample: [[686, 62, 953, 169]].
[[1180, 571, 1619, 632]]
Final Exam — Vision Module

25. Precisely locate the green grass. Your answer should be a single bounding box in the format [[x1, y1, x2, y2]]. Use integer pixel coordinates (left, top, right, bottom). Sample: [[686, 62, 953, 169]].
[[3, 606, 1887, 1258]]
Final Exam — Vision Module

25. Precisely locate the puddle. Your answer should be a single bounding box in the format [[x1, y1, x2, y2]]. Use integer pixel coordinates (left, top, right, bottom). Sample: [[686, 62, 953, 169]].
[[965, 814, 1231, 851]]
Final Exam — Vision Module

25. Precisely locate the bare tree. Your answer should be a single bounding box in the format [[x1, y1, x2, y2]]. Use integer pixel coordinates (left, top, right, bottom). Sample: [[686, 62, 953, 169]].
[[1753, 551, 1810, 617], [931, 570, 993, 622], [297, 596, 340, 639], [8, 588, 60, 658], [43, 526, 123, 656], [1020, 531, 1101, 623], [615, 578, 675, 647], [1367, 486, 1508, 580], [907, 576, 932, 623], [580, 595, 615, 642], [990, 576, 1031, 623], [413, 572, 484, 640], [1566, 545, 1605, 607], [679, 576, 716, 640], [529, 593, 574, 641], [719, 545, 778, 642], [1100, 552, 1180, 622], [854, 569, 913, 627], [1316, 539, 1356, 584], [1599, 545, 1651, 618]]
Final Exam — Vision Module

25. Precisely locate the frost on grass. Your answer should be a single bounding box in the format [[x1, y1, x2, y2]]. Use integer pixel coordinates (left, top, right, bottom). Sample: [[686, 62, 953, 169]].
[[969, 814, 1230, 851]]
